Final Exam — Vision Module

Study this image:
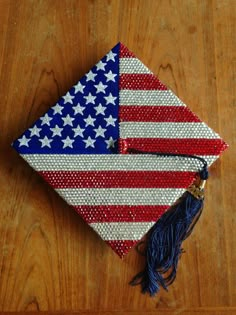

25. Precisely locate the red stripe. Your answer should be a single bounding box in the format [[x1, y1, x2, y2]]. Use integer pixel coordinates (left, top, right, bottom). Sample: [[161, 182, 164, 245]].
[[119, 43, 136, 58], [119, 74, 168, 90], [73, 204, 169, 223], [119, 106, 201, 122], [119, 138, 228, 155], [106, 240, 139, 257], [39, 170, 195, 189]]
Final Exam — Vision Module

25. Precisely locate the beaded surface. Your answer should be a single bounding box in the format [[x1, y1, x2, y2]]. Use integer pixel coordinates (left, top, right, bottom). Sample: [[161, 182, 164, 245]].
[[12, 43, 228, 258]]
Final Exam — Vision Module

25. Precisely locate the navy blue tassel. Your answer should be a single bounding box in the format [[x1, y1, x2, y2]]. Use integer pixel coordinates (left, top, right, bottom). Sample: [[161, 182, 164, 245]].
[[130, 160, 208, 296]]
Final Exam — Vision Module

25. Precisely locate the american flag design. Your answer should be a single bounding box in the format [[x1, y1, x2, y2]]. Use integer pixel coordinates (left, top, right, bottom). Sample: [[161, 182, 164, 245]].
[[12, 43, 227, 257]]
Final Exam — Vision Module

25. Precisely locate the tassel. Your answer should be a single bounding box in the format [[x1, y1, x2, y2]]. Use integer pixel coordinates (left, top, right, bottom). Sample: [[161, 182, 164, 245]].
[[130, 161, 208, 296]]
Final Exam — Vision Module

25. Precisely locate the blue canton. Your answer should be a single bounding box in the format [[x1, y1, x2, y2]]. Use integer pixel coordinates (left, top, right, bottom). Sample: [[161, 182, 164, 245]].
[[13, 43, 120, 154]]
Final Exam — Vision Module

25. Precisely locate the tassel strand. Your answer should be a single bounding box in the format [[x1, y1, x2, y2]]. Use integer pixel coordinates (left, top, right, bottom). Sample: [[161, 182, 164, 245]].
[[129, 149, 208, 296]]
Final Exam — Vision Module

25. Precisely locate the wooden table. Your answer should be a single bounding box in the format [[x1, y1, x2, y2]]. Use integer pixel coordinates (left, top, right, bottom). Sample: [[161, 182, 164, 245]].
[[0, 0, 235, 314]]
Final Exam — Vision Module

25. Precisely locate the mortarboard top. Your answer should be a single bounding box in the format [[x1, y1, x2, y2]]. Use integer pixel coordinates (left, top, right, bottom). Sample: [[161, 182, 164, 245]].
[[12, 43, 228, 258]]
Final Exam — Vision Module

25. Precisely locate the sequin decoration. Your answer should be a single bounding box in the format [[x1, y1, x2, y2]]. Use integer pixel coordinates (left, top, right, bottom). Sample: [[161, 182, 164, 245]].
[[12, 43, 228, 258]]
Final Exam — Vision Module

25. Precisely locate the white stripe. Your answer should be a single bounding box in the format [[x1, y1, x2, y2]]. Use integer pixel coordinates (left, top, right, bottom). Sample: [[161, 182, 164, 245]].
[[120, 122, 220, 139], [55, 188, 184, 206], [119, 58, 152, 74], [119, 90, 186, 106], [20, 154, 218, 172], [90, 222, 156, 241]]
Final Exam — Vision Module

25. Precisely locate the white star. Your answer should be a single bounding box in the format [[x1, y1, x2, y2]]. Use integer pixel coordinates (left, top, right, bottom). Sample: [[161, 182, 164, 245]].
[[86, 70, 97, 82], [39, 136, 53, 148], [40, 113, 53, 126], [73, 103, 86, 115], [73, 82, 85, 94], [18, 135, 31, 147], [62, 114, 75, 126], [63, 92, 74, 104], [29, 125, 41, 137], [104, 115, 117, 127], [72, 125, 85, 137], [105, 137, 116, 149], [96, 60, 106, 71], [61, 136, 74, 148], [83, 136, 96, 148], [52, 103, 63, 115], [94, 103, 106, 116], [104, 93, 117, 105], [106, 50, 117, 62], [94, 81, 107, 94], [94, 125, 106, 138], [104, 70, 117, 82], [84, 92, 96, 105], [84, 115, 96, 127], [50, 125, 63, 137]]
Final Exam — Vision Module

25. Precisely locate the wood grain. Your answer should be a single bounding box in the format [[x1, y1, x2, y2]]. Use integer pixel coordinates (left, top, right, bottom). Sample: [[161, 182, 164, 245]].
[[0, 0, 235, 313], [1, 310, 236, 315]]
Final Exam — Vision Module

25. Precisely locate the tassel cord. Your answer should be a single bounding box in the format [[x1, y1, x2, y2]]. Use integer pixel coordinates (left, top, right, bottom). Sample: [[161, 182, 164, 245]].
[[129, 148, 208, 296], [128, 148, 208, 178]]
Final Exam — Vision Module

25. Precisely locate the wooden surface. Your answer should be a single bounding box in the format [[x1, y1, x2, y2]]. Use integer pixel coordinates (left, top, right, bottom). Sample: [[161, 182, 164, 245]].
[[0, 0, 235, 313]]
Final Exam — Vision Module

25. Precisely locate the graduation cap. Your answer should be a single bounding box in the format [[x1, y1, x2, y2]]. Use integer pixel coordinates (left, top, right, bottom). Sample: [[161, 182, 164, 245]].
[[12, 43, 228, 295]]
